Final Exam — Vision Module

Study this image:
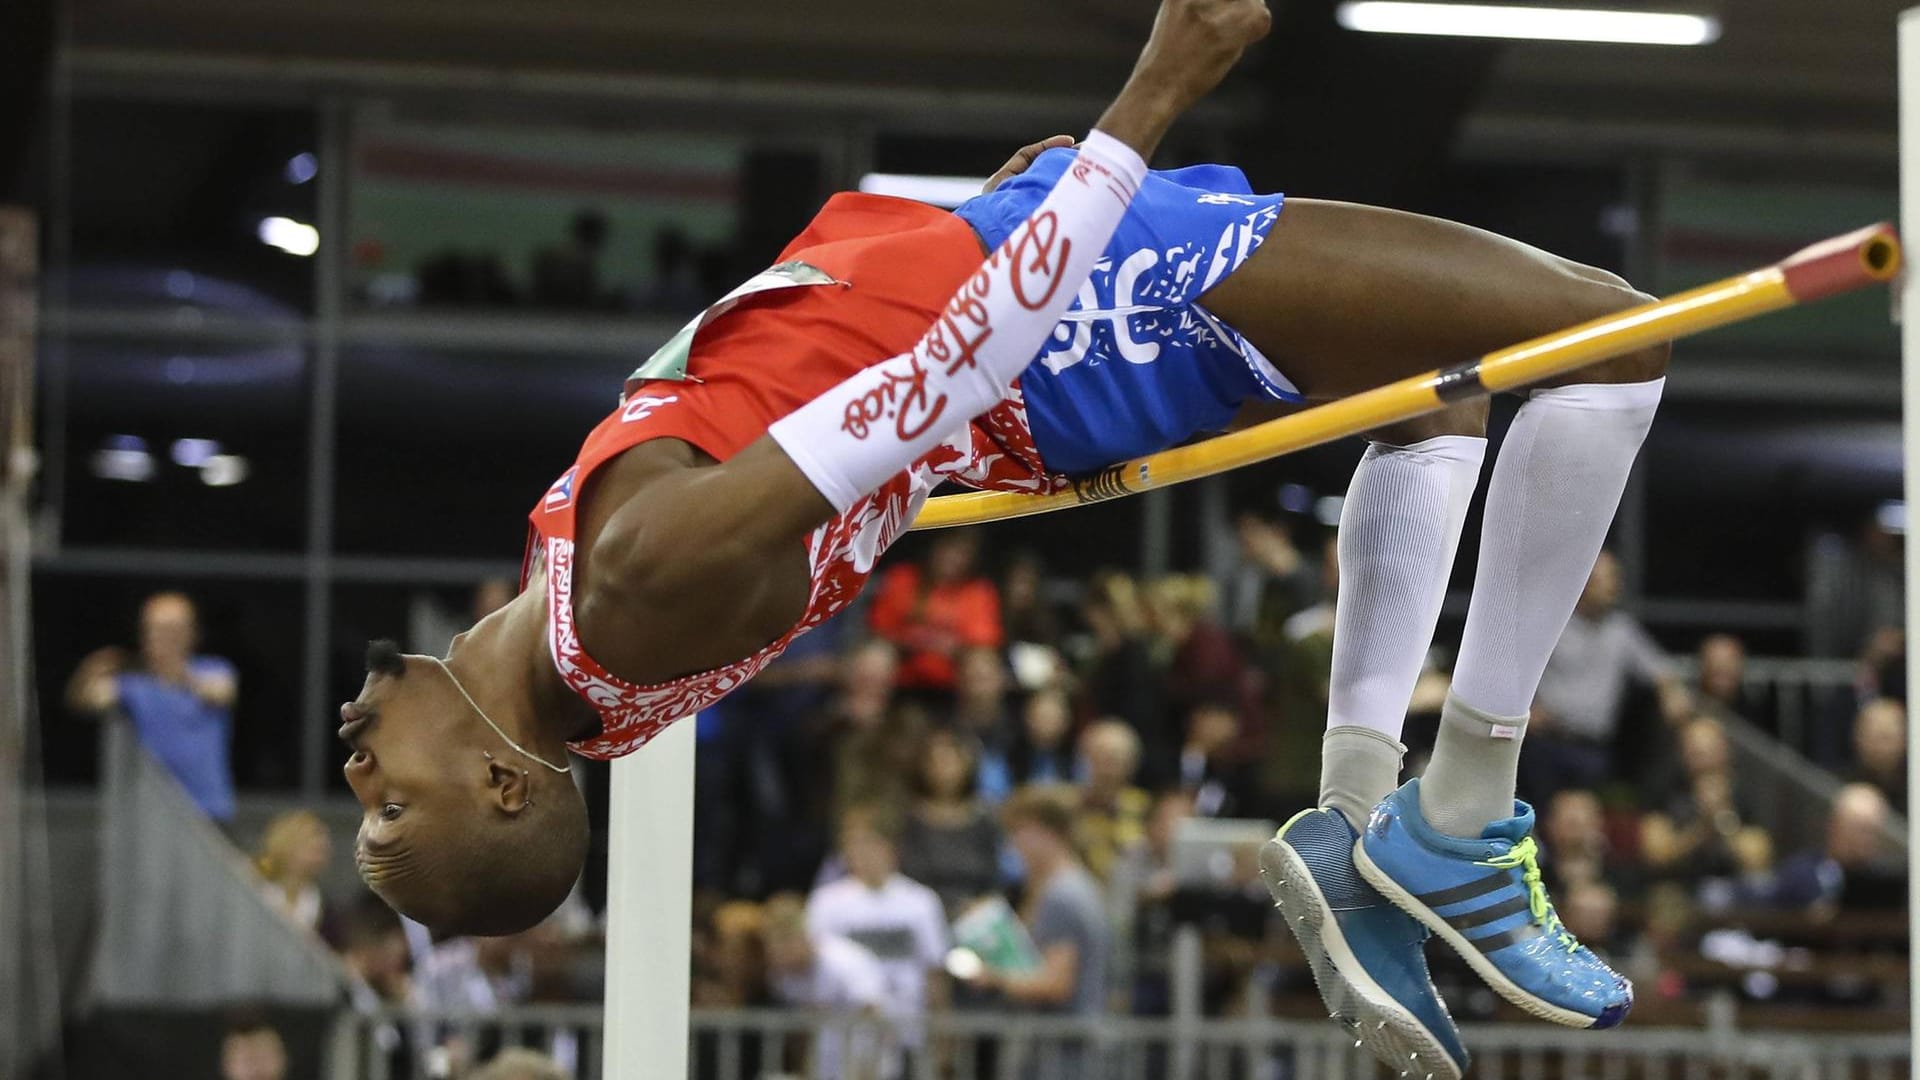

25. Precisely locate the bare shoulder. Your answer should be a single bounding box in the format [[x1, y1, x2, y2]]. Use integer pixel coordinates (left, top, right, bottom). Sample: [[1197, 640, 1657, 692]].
[[570, 440, 812, 683]]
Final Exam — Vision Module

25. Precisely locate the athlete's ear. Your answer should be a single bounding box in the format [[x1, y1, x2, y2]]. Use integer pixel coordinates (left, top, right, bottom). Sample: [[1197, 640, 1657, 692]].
[[484, 753, 533, 816]]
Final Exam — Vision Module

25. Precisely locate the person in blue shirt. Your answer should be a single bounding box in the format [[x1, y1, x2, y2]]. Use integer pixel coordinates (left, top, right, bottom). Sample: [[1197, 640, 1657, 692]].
[[66, 591, 239, 822]]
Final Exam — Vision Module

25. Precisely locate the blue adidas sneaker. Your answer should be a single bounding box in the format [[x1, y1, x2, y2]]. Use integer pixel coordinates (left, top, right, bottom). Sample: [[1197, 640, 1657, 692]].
[[1355, 779, 1633, 1029], [1262, 807, 1469, 1080]]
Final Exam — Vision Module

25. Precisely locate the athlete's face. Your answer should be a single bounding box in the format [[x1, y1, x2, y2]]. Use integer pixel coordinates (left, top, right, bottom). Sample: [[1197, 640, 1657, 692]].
[[338, 642, 491, 904]]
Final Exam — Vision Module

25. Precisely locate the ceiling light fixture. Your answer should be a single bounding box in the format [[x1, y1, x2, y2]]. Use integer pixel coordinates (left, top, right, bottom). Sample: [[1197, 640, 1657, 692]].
[[1335, 2, 1721, 46], [257, 216, 320, 257]]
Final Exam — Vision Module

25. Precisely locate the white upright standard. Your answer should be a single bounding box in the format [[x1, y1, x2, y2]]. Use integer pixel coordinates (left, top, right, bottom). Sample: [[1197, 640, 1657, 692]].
[[1901, 6, 1920, 1065], [602, 716, 697, 1078]]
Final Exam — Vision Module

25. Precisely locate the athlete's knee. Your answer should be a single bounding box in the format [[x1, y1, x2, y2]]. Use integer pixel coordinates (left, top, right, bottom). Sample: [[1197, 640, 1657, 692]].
[[1559, 270, 1671, 385], [1368, 398, 1488, 446]]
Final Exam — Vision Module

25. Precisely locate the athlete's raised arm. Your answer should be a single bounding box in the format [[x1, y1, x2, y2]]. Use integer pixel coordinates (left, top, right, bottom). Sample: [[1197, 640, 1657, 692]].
[[634, 0, 1270, 584]]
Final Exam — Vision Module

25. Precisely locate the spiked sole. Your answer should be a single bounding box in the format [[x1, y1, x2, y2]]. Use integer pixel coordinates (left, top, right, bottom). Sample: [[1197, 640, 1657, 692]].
[[1261, 824, 1466, 1080], [1352, 838, 1614, 1029]]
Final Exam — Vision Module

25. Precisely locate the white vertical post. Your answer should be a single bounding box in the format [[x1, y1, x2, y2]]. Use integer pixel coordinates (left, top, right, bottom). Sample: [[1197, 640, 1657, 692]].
[[602, 716, 697, 1079], [1900, 7, 1920, 1067]]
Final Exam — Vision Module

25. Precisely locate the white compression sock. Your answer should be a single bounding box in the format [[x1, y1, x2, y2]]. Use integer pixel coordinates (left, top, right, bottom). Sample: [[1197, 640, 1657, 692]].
[[1327, 435, 1486, 739], [1429, 377, 1665, 835], [1318, 435, 1485, 823]]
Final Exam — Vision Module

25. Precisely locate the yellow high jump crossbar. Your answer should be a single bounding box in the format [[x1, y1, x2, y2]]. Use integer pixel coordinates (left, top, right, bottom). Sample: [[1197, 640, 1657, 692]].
[[911, 222, 1903, 531]]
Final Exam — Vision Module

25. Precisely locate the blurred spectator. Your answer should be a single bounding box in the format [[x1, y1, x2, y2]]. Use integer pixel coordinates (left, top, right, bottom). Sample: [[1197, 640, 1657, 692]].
[[338, 899, 411, 1009], [687, 898, 771, 1080], [1001, 551, 1064, 649], [1765, 783, 1905, 914], [409, 577, 516, 659], [1075, 572, 1167, 750], [647, 226, 706, 312], [1147, 576, 1261, 751], [1526, 551, 1689, 800], [1693, 633, 1757, 720], [1558, 880, 1627, 960], [821, 640, 922, 825], [416, 250, 516, 307], [1812, 627, 1911, 769], [1625, 881, 1700, 1002], [1855, 627, 1908, 708], [807, 806, 949, 1049], [334, 899, 410, 1075], [1281, 534, 1340, 644], [731, 612, 872, 893], [983, 785, 1111, 1023], [764, 893, 893, 1080], [1111, 790, 1193, 1015], [65, 591, 238, 823], [1641, 716, 1772, 886], [1009, 687, 1077, 790], [1255, 534, 1443, 808], [531, 208, 611, 309], [1229, 513, 1308, 638], [869, 532, 1004, 693], [1539, 789, 1632, 896], [255, 810, 335, 939], [898, 728, 1005, 919], [1850, 697, 1907, 812], [1806, 515, 1904, 660], [950, 646, 1018, 801], [402, 915, 498, 1014], [1255, 540, 1337, 811], [219, 1012, 288, 1080], [1074, 720, 1149, 882], [692, 898, 770, 1008], [471, 1048, 569, 1080], [1176, 700, 1252, 819]]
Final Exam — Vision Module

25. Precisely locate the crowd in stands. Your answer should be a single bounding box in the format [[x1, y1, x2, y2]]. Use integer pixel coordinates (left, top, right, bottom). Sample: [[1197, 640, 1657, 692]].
[[66, 514, 1913, 1077]]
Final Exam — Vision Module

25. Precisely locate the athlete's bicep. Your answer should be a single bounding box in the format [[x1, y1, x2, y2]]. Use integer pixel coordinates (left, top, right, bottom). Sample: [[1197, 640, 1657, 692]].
[[617, 437, 836, 605]]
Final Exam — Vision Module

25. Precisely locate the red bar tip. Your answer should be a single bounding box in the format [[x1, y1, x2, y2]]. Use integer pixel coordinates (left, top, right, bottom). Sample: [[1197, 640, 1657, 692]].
[[1777, 223, 1902, 304]]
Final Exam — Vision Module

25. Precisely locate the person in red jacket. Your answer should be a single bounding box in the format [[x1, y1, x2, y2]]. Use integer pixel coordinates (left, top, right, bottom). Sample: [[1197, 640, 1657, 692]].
[[867, 531, 1003, 692]]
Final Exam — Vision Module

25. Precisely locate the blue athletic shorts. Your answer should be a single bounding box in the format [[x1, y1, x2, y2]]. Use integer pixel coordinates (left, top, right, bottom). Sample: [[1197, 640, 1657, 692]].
[[952, 146, 1293, 477]]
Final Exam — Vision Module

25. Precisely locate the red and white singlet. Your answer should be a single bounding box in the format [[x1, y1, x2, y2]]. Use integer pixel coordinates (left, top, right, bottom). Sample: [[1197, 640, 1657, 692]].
[[524, 194, 1068, 760]]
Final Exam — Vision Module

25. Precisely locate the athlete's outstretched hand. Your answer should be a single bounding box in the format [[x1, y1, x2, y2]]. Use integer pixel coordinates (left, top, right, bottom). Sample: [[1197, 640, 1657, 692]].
[[983, 134, 1077, 194], [1097, 0, 1270, 160], [1136, 0, 1272, 109]]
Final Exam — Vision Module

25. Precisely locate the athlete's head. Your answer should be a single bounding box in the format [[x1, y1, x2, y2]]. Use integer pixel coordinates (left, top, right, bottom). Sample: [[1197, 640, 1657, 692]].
[[340, 640, 587, 938]]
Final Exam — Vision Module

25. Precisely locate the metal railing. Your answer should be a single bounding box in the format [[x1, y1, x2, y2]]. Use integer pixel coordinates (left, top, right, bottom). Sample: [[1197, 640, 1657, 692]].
[[325, 1005, 1910, 1080], [1697, 657, 1862, 762]]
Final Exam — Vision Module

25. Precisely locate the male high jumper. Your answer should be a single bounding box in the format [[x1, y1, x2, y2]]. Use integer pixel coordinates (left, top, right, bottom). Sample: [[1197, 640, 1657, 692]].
[[340, 1, 1656, 1074]]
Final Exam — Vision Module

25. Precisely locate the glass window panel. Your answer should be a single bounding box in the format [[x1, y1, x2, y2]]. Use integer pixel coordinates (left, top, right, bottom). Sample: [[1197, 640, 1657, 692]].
[[347, 119, 745, 316], [1641, 400, 1901, 607], [52, 338, 310, 550], [1656, 174, 1897, 358], [333, 343, 632, 557], [63, 99, 318, 316]]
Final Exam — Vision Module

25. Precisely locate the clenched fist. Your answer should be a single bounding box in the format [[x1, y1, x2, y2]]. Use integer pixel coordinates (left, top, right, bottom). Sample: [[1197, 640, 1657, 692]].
[[1133, 0, 1273, 111]]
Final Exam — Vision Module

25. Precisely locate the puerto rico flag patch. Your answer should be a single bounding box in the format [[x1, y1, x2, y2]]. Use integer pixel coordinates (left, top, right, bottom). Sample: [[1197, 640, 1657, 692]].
[[544, 467, 579, 512]]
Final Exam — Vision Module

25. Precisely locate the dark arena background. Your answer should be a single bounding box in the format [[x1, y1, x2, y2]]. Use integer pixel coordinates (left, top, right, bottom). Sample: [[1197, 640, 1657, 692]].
[[3, 0, 1918, 1077]]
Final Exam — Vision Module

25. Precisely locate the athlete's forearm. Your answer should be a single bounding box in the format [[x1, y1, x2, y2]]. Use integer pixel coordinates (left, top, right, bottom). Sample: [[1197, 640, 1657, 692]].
[[766, 129, 1148, 513], [1093, 77, 1186, 163]]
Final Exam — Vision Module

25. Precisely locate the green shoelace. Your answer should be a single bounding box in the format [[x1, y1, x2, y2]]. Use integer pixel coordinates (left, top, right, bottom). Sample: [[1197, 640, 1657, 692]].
[[1475, 836, 1579, 952]]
